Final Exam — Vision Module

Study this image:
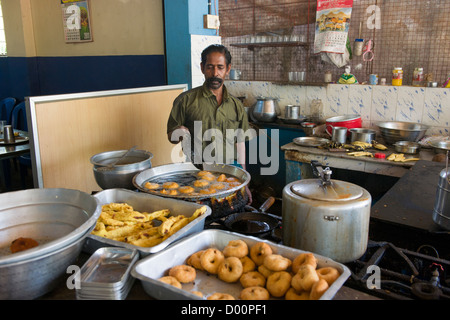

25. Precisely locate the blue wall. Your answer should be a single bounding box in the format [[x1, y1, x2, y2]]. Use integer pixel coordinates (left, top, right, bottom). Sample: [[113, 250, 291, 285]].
[[0, 55, 166, 101]]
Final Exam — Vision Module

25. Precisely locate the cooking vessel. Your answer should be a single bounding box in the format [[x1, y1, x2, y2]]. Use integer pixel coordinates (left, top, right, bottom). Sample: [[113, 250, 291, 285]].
[[133, 162, 251, 219], [252, 97, 281, 122], [349, 128, 376, 144], [91, 149, 153, 190], [282, 160, 371, 263], [0, 188, 101, 299], [223, 197, 280, 235], [393, 141, 421, 154], [326, 115, 362, 136]]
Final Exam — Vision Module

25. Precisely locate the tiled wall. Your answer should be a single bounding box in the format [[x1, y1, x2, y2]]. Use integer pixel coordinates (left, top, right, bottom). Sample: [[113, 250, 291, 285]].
[[225, 81, 450, 136]]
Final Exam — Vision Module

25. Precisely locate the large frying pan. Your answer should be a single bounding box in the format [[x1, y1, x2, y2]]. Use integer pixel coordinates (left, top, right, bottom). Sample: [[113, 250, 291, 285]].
[[223, 197, 281, 235], [133, 162, 251, 219]]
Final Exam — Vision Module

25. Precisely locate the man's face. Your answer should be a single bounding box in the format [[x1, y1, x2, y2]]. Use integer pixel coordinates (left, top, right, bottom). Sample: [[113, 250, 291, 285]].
[[201, 51, 231, 90]]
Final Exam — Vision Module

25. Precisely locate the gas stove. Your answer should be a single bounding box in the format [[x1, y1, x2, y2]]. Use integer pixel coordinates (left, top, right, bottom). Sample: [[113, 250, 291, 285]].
[[345, 240, 450, 300]]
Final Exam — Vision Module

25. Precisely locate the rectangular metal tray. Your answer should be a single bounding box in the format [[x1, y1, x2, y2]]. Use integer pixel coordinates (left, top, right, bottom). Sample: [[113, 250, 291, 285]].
[[131, 229, 351, 300], [83, 189, 211, 256]]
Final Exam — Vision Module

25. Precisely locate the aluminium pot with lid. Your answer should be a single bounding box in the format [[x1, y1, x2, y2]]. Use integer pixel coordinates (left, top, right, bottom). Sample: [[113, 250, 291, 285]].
[[282, 160, 371, 263]]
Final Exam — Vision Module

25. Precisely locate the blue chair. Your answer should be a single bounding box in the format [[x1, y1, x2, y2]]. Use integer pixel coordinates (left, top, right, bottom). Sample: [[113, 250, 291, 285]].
[[11, 101, 31, 189], [0, 97, 16, 124]]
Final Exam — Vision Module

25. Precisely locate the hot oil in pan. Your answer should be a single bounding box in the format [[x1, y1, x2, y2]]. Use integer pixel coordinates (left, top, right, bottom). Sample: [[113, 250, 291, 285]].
[[231, 220, 271, 234], [144, 171, 242, 195]]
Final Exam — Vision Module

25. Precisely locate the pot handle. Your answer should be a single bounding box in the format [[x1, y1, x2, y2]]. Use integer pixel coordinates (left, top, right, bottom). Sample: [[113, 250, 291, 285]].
[[259, 196, 276, 213]]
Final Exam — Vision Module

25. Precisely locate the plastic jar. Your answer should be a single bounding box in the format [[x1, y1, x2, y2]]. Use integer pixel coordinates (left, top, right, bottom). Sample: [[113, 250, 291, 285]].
[[392, 68, 403, 86], [412, 68, 424, 86]]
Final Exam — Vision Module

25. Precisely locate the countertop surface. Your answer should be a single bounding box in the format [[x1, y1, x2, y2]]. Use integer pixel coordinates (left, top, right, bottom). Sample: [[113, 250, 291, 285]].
[[371, 159, 447, 233]]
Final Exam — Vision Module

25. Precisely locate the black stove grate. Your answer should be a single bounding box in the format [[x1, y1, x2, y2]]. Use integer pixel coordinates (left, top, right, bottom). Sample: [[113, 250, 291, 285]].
[[345, 241, 450, 300]]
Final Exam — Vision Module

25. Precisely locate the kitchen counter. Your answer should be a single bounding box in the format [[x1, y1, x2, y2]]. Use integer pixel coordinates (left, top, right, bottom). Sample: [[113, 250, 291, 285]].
[[281, 141, 434, 178]]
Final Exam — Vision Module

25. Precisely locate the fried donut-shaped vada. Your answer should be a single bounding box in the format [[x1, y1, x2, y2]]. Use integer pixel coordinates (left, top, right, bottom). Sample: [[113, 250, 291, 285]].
[[191, 291, 203, 298], [250, 242, 273, 266], [316, 267, 340, 286], [310, 279, 329, 300], [223, 240, 249, 258], [292, 253, 317, 274], [159, 276, 182, 289], [257, 265, 274, 278], [187, 250, 204, 270], [168, 265, 196, 283], [197, 170, 212, 177], [217, 257, 243, 283], [160, 189, 178, 195], [179, 186, 195, 194], [263, 254, 292, 271], [240, 271, 266, 288], [207, 293, 235, 300], [291, 264, 319, 292], [144, 182, 160, 190], [210, 182, 225, 190], [240, 286, 270, 300], [199, 187, 216, 194], [162, 181, 179, 189], [202, 174, 216, 181], [193, 179, 209, 188], [285, 288, 310, 300], [200, 248, 225, 274], [216, 174, 227, 182], [266, 271, 292, 298], [240, 256, 256, 273], [10, 237, 39, 253]]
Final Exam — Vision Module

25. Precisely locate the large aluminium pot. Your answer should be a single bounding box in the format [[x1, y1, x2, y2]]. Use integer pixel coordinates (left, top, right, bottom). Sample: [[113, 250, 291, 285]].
[[282, 161, 371, 263]]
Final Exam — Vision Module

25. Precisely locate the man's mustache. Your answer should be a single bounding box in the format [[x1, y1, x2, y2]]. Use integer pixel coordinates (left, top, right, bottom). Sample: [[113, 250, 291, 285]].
[[206, 77, 223, 85]]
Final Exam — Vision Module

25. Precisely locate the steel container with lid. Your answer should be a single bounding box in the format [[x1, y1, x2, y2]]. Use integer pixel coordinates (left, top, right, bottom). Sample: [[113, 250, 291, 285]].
[[282, 161, 371, 263], [433, 168, 450, 231]]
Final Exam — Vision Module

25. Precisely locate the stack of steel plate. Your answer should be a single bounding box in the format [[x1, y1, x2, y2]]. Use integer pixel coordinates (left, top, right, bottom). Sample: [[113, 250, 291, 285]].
[[75, 247, 138, 300]]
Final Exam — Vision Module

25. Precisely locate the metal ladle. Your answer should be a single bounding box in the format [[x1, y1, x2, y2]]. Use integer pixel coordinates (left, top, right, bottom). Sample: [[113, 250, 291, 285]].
[[101, 145, 137, 171]]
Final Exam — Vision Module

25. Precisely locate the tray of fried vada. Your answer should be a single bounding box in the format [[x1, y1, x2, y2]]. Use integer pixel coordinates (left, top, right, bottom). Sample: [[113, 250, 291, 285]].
[[132, 162, 251, 201], [130, 229, 351, 300], [83, 189, 211, 256]]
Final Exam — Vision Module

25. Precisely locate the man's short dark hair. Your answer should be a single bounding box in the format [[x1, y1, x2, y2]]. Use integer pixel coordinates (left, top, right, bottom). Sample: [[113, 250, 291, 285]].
[[201, 44, 232, 66]]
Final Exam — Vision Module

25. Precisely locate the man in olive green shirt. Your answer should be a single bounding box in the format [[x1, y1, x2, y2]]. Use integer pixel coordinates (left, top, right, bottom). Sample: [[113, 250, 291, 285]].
[[167, 44, 250, 168], [167, 44, 252, 203]]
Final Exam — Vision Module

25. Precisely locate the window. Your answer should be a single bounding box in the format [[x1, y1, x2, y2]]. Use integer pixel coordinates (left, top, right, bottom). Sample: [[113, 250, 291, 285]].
[[0, 1, 7, 56]]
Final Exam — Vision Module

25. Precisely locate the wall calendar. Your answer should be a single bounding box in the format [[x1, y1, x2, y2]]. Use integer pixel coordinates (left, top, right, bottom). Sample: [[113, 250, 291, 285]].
[[61, 0, 93, 43]]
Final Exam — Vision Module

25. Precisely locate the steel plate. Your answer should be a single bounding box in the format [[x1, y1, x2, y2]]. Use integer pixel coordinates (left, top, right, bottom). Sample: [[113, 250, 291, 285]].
[[293, 136, 330, 147]]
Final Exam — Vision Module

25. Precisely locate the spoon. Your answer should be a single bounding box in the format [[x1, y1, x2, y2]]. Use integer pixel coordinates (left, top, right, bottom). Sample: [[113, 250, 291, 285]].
[[104, 145, 137, 170]]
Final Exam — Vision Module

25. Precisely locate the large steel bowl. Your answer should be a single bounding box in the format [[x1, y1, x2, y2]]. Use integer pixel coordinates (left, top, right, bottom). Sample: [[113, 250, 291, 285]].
[[377, 121, 429, 145], [0, 188, 101, 299], [91, 149, 153, 189]]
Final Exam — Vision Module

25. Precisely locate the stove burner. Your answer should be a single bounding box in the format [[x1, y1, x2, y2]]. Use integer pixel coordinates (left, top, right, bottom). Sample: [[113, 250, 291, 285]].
[[346, 241, 450, 300]]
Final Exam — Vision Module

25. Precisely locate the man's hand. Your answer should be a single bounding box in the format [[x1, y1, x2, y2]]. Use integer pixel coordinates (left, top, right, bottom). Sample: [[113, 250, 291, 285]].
[[168, 126, 190, 144]]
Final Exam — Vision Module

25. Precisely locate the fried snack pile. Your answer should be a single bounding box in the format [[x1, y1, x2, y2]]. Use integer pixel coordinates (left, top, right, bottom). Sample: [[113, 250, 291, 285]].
[[91, 203, 207, 247]]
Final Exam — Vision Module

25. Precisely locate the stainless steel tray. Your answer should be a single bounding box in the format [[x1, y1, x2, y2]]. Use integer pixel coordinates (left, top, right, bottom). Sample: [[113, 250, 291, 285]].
[[131, 229, 351, 300], [293, 136, 330, 147], [83, 189, 211, 256]]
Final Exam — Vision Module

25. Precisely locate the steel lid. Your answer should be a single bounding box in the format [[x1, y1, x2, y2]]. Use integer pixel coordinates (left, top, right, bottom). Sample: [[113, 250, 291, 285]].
[[290, 179, 363, 202]]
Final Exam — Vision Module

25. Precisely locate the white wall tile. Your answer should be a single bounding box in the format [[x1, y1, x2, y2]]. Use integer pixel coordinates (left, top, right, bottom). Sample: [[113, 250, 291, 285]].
[[423, 88, 450, 127], [396, 86, 425, 123], [326, 84, 349, 118], [348, 85, 372, 121], [371, 85, 398, 122]]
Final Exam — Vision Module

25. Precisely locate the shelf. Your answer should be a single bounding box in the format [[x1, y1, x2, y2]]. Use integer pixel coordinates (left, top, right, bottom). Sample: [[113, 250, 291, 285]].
[[230, 41, 309, 50]]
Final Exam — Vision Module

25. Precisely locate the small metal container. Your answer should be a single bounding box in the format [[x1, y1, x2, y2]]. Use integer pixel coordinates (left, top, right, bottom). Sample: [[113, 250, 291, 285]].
[[75, 247, 138, 300], [393, 141, 421, 154], [349, 128, 376, 144], [3, 125, 15, 143]]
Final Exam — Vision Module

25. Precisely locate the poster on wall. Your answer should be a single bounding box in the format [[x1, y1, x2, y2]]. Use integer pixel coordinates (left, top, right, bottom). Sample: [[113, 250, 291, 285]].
[[314, 0, 353, 54], [61, 0, 93, 43]]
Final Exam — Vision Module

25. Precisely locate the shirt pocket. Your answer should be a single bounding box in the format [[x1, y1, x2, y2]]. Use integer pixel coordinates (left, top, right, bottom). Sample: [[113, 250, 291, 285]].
[[224, 119, 242, 144]]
